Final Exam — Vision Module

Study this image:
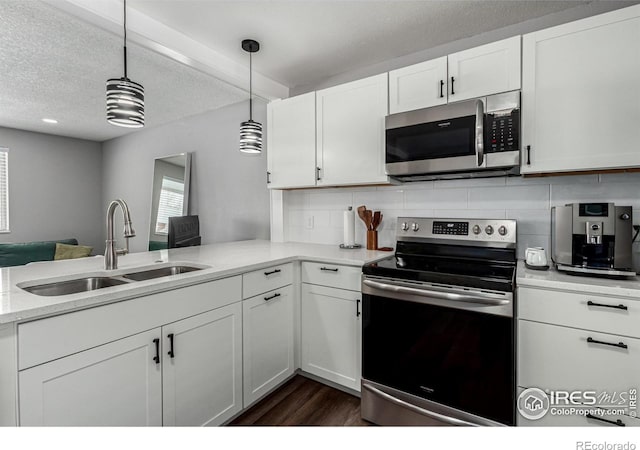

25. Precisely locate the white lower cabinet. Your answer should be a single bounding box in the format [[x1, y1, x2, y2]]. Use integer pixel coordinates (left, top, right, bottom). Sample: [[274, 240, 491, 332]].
[[19, 329, 162, 426], [301, 283, 361, 391], [242, 285, 294, 407], [517, 285, 640, 427], [162, 303, 243, 426]]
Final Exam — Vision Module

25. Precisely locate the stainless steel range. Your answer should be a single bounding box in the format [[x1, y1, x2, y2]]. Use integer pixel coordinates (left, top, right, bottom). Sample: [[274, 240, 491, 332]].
[[361, 217, 517, 426]]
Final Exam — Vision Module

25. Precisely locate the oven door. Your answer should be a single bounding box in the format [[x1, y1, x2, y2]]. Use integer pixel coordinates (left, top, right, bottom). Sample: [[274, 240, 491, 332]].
[[361, 277, 515, 426], [385, 98, 485, 176]]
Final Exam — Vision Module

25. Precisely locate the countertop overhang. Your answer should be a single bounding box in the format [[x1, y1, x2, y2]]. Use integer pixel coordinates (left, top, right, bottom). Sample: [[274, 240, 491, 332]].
[[0, 240, 390, 324]]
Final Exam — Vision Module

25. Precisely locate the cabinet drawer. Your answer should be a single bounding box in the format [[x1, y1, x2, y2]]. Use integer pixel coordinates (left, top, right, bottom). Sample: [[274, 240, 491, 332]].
[[242, 263, 293, 299], [18, 276, 242, 370], [518, 320, 640, 393], [301, 262, 361, 291], [518, 287, 640, 338]]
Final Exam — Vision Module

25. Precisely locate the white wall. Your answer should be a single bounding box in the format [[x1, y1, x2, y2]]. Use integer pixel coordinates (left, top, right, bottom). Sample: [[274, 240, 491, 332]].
[[0, 127, 103, 251], [102, 100, 270, 253], [291, 1, 638, 95], [282, 173, 640, 264]]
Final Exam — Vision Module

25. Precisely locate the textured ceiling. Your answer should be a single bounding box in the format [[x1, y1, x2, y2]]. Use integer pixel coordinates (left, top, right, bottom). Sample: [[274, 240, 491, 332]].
[[0, 1, 247, 142], [130, 0, 591, 89], [1, 0, 632, 142]]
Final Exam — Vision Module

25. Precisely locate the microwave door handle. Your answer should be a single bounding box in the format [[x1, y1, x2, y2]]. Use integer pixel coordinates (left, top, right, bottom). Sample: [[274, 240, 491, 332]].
[[475, 99, 484, 167]]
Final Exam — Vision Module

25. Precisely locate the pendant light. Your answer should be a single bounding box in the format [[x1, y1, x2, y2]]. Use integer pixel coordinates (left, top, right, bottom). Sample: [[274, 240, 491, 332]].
[[239, 39, 262, 154], [106, 0, 144, 128]]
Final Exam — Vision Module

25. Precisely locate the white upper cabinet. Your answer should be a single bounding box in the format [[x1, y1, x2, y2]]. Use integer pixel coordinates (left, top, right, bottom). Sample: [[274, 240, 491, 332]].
[[388, 37, 520, 114], [267, 92, 317, 189], [389, 56, 448, 114], [447, 36, 521, 103], [316, 73, 389, 186], [521, 5, 640, 174]]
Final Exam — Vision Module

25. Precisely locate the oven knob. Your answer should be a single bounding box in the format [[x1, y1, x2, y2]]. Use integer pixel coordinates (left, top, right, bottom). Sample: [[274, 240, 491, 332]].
[[472, 225, 482, 235], [498, 225, 507, 236], [401, 222, 409, 231], [411, 222, 420, 232], [485, 225, 494, 235]]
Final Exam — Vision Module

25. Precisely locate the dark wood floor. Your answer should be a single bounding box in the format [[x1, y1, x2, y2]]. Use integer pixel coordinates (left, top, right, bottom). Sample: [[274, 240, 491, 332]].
[[230, 375, 371, 426]]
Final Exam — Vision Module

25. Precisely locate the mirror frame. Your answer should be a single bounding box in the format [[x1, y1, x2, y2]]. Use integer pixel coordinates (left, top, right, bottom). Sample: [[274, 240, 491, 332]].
[[148, 152, 192, 250]]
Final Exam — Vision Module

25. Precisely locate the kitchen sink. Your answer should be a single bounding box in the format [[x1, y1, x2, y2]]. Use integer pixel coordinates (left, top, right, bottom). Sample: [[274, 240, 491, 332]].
[[22, 276, 130, 297], [121, 265, 202, 281]]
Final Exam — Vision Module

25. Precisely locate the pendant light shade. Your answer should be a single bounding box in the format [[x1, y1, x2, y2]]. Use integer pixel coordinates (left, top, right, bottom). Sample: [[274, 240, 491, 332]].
[[240, 39, 262, 154], [106, 0, 144, 128]]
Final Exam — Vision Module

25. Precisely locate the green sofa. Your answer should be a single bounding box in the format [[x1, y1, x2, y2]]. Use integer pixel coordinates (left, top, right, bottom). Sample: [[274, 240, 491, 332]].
[[0, 239, 79, 267]]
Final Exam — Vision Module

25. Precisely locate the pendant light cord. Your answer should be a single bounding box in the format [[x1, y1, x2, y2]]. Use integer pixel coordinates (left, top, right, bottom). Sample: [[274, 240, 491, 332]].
[[123, 0, 128, 79], [249, 51, 253, 121]]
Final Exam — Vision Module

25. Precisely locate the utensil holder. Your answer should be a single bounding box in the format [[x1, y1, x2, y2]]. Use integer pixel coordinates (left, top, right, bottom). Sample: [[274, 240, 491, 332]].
[[366, 230, 378, 250]]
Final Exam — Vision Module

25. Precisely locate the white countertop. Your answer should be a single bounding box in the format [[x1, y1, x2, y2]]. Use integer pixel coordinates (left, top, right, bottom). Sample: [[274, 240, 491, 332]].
[[516, 260, 640, 299], [0, 240, 391, 324]]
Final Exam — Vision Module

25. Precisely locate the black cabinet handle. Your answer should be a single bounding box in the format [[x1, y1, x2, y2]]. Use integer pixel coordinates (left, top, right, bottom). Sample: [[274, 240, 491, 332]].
[[264, 292, 281, 301], [153, 338, 160, 364], [450, 76, 455, 95], [266, 171, 271, 184], [320, 267, 338, 272], [586, 413, 626, 427], [264, 269, 281, 276], [587, 336, 628, 349], [167, 333, 175, 358], [439, 80, 444, 98], [587, 300, 628, 311], [356, 299, 361, 317], [526, 145, 531, 165]]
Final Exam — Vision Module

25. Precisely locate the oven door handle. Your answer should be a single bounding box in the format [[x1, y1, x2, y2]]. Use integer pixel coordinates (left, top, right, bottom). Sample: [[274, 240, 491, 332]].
[[362, 279, 510, 306], [475, 99, 485, 167], [362, 383, 478, 426]]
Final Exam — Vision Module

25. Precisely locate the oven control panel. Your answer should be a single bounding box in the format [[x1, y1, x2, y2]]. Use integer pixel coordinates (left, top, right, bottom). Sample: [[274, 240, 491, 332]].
[[397, 217, 516, 245]]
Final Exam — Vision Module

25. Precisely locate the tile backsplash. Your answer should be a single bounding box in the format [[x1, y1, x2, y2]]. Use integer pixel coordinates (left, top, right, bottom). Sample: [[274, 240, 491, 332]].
[[282, 173, 640, 263]]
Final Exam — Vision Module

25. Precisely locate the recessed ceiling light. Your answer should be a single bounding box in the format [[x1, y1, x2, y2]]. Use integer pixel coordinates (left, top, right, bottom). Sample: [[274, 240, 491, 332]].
[[42, 118, 58, 124]]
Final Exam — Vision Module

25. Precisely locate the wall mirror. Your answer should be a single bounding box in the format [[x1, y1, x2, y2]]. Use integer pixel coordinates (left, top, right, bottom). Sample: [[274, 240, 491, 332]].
[[148, 153, 192, 250]]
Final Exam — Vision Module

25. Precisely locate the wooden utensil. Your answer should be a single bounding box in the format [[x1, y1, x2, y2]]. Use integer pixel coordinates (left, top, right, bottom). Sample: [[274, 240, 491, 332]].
[[357, 206, 367, 226], [372, 211, 382, 230], [365, 210, 373, 230]]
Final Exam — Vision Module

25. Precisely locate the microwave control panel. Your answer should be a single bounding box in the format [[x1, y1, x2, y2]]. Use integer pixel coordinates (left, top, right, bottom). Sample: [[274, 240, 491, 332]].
[[485, 109, 519, 153]]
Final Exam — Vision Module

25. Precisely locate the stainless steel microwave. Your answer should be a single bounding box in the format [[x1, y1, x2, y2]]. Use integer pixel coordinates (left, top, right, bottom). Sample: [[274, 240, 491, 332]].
[[385, 91, 521, 181]]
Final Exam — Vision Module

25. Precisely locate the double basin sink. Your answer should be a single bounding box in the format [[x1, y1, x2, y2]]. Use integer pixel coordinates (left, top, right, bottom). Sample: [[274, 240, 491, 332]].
[[21, 264, 204, 297]]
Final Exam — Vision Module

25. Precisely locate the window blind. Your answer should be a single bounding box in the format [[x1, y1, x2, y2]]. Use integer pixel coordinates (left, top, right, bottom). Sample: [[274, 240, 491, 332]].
[[155, 176, 184, 234], [0, 150, 8, 232]]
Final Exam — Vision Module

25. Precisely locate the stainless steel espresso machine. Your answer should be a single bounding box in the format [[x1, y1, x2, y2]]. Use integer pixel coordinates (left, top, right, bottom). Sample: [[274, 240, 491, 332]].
[[551, 203, 635, 277]]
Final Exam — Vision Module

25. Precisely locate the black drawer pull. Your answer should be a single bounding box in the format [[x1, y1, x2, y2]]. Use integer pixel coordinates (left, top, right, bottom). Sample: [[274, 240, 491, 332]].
[[153, 338, 160, 364], [356, 299, 361, 317], [450, 76, 455, 95], [264, 269, 281, 276], [526, 145, 531, 165], [264, 292, 281, 301], [587, 300, 628, 311], [586, 413, 626, 427], [167, 333, 175, 358], [439, 80, 444, 98], [320, 267, 339, 272], [587, 337, 628, 349]]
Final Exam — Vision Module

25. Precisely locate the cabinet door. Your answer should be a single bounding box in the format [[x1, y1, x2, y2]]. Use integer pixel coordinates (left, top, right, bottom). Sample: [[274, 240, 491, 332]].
[[389, 56, 448, 113], [521, 7, 640, 174], [19, 329, 162, 426], [243, 285, 294, 407], [301, 283, 361, 391], [448, 36, 521, 102], [162, 303, 242, 426], [267, 92, 317, 189], [316, 73, 389, 186]]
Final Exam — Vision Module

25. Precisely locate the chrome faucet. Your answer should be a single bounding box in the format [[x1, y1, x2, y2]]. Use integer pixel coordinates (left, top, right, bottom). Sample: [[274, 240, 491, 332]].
[[105, 199, 136, 270]]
